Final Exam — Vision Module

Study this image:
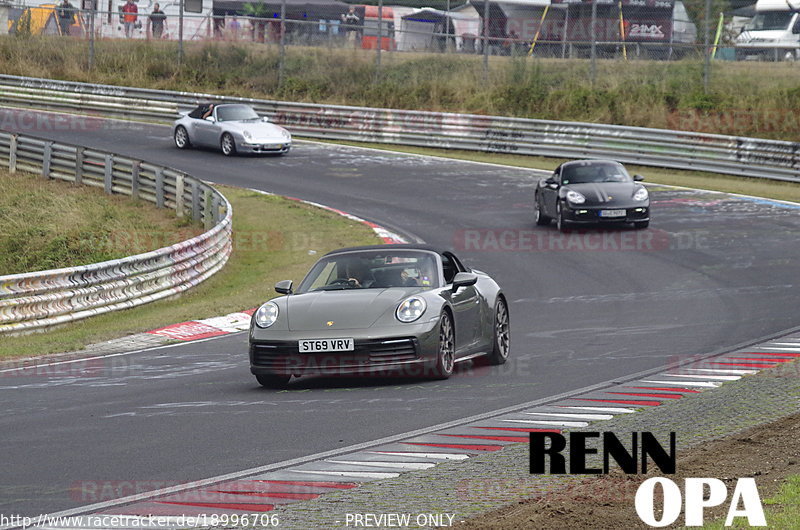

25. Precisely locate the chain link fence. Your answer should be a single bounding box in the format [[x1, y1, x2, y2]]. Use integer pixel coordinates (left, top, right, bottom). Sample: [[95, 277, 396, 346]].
[[6, 0, 788, 79]]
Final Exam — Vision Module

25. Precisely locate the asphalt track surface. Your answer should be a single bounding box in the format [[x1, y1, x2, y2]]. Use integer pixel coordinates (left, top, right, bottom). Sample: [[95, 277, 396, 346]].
[[2, 110, 800, 517]]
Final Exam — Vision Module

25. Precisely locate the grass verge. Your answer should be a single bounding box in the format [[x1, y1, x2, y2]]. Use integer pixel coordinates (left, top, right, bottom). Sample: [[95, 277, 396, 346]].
[[309, 139, 800, 204], [0, 169, 202, 275], [2, 36, 800, 140], [0, 185, 380, 359]]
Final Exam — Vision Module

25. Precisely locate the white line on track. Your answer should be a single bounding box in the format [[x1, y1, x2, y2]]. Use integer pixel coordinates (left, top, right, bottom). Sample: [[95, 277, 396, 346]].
[[686, 368, 759, 375], [289, 470, 401, 479], [559, 406, 636, 413], [502, 419, 589, 428], [324, 460, 436, 470], [368, 452, 470, 460], [642, 380, 721, 387], [522, 412, 613, 420], [659, 373, 741, 381]]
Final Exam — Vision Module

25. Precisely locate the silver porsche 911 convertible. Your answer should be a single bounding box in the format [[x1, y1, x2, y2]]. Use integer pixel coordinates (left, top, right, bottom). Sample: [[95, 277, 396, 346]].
[[248, 245, 510, 388], [173, 103, 292, 156]]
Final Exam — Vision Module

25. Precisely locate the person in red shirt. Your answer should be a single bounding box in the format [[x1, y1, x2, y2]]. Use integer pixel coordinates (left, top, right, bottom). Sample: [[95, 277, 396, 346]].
[[121, 0, 138, 38]]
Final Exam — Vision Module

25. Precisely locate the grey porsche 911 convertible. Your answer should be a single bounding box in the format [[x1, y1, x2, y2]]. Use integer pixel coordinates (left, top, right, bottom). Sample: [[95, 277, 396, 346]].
[[173, 103, 291, 156], [534, 159, 650, 231], [248, 245, 510, 388]]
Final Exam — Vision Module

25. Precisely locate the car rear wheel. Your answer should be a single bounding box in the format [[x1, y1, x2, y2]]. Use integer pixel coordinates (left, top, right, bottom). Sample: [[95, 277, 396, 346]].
[[534, 195, 550, 226], [484, 297, 510, 365], [221, 133, 236, 156], [174, 126, 191, 149], [556, 202, 570, 232], [430, 312, 455, 379], [634, 220, 649, 229], [255, 374, 290, 388]]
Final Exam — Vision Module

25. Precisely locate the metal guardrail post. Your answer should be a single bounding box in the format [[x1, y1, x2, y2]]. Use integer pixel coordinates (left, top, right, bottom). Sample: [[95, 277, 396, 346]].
[[9, 134, 17, 173], [203, 189, 213, 230], [42, 141, 53, 179], [104, 153, 113, 194], [75, 146, 84, 185], [191, 180, 200, 222], [155, 168, 165, 208], [175, 174, 185, 218], [131, 161, 140, 200]]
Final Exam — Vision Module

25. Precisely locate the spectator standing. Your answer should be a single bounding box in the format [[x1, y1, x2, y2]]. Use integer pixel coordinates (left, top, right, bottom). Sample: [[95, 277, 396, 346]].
[[149, 3, 166, 39], [341, 6, 360, 46], [228, 15, 240, 41], [56, 0, 75, 36], [122, 0, 138, 38]]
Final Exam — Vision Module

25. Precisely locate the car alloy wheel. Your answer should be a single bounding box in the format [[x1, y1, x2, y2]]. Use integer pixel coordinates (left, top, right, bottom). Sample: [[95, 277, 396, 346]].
[[221, 133, 236, 156], [174, 126, 190, 149], [485, 297, 510, 365], [535, 195, 550, 226], [432, 312, 455, 379]]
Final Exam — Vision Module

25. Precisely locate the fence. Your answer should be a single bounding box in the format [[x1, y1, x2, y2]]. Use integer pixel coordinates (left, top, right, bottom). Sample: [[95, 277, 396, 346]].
[[0, 130, 232, 335], [0, 74, 798, 182]]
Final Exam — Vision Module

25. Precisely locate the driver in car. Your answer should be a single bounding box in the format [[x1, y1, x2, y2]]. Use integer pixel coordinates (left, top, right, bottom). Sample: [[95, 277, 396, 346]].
[[343, 260, 373, 288]]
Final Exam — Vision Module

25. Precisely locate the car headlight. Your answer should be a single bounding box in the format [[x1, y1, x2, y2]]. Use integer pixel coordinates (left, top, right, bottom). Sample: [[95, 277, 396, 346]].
[[633, 187, 649, 201], [396, 297, 427, 323], [254, 301, 279, 328], [281, 129, 291, 140], [565, 190, 586, 205], [243, 130, 252, 140]]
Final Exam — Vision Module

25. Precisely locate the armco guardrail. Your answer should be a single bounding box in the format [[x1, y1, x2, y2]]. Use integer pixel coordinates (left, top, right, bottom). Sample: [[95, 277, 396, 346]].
[[0, 131, 232, 335], [0, 74, 799, 183]]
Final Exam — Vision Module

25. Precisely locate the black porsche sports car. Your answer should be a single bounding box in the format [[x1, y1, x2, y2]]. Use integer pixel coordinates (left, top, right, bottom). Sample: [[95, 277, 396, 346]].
[[534, 159, 650, 231], [248, 245, 510, 388]]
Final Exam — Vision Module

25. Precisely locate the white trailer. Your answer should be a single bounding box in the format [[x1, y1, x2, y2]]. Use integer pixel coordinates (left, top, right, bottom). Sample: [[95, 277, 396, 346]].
[[735, 0, 800, 61]]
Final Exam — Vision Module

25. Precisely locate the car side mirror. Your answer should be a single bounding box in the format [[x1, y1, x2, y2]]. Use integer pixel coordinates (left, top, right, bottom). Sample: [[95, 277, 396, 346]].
[[633, 175, 645, 182], [275, 280, 293, 295], [544, 177, 558, 189], [261, 116, 270, 122], [204, 116, 215, 122], [452, 272, 478, 291]]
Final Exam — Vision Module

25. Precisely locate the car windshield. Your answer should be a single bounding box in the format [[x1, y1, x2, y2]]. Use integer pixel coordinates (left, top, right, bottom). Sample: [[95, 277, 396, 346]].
[[561, 162, 632, 184], [296, 251, 440, 293], [746, 11, 793, 31], [216, 105, 260, 122]]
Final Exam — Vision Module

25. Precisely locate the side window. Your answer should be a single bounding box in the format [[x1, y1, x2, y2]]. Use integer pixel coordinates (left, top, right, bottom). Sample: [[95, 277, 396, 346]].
[[441, 254, 458, 284], [188, 106, 205, 119]]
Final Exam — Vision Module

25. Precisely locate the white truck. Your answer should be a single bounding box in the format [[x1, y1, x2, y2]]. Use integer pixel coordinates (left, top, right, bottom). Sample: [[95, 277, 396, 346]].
[[736, 0, 800, 61]]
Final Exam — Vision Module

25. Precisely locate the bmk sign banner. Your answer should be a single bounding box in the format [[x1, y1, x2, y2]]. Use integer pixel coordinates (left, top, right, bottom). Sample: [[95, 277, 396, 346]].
[[529, 432, 766, 527]]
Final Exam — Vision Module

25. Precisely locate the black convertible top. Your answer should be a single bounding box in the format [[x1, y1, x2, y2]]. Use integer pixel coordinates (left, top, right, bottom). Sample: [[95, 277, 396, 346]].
[[325, 244, 450, 257]]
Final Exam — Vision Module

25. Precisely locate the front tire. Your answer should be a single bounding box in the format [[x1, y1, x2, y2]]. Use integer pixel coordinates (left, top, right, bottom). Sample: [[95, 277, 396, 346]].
[[430, 311, 455, 379], [221, 133, 237, 156], [256, 374, 290, 388], [484, 297, 510, 365], [174, 126, 191, 149], [556, 202, 570, 232], [534, 195, 550, 226]]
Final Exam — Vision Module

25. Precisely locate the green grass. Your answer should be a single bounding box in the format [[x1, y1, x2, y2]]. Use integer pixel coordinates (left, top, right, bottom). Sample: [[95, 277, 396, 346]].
[[0, 185, 380, 359], [310, 139, 800, 204], [0, 169, 202, 275], [685, 474, 800, 529], [2, 36, 800, 140]]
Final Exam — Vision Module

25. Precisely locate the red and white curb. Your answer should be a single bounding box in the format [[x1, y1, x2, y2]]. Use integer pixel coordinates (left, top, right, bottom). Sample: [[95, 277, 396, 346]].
[[36, 332, 800, 528]]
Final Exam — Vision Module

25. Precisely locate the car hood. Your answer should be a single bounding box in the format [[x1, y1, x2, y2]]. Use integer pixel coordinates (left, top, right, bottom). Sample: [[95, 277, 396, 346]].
[[565, 182, 642, 206], [286, 288, 423, 331], [222, 120, 289, 140]]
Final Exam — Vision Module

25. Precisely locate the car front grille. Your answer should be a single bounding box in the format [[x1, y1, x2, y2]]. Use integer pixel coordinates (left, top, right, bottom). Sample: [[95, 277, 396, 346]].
[[250, 338, 418, 369]]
